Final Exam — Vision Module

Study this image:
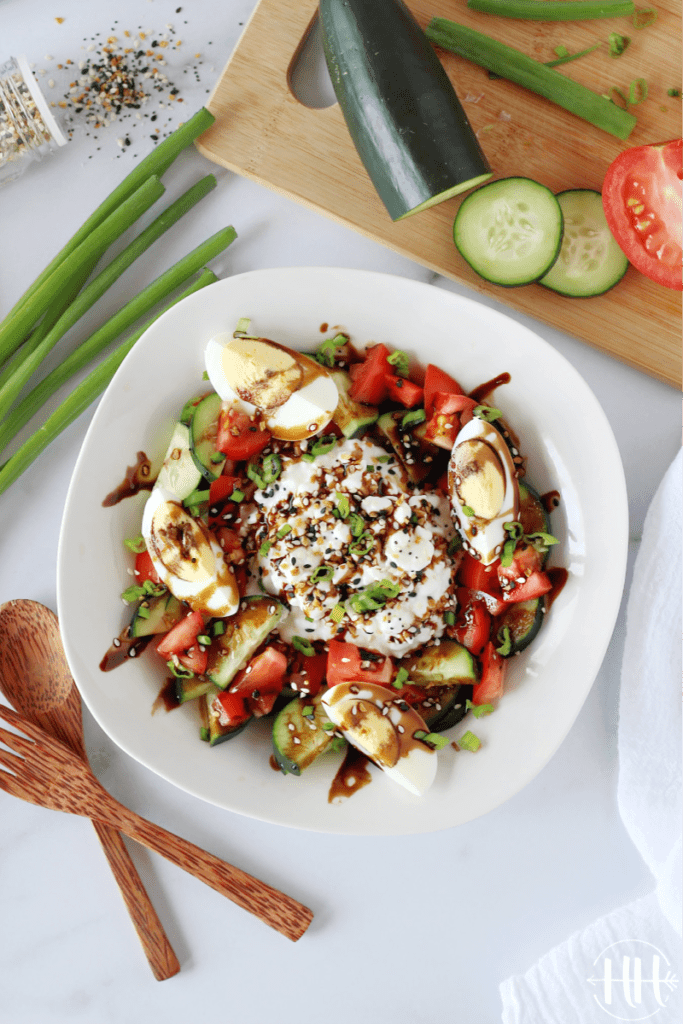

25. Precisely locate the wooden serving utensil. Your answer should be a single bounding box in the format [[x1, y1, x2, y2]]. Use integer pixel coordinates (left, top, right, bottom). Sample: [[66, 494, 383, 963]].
[[0, 608, 313, 943], [0, 599, 180, 979]]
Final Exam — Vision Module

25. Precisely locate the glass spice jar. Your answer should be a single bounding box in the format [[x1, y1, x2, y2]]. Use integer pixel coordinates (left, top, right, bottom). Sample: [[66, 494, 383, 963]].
[[0, 55, 67, 187]]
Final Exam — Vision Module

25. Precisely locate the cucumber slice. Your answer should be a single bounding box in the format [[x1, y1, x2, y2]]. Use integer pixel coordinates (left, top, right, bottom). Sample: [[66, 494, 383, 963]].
[[454, 177, 563, 286], [539, 189, 629, 297], [175, 674, 213, 705], [402, 640, 479, 685], [496, 598, 544, 656], [376, 411, 432, 483], [189, 392, 225, 482], [128, 592, 183, 638], [204, 687, 253, 746], [518, 480, 551, 537], [206, 595, 285, 689], [155, 422, 202, 501], [329, 369, 378, 438], [272, 692, 335, 775]]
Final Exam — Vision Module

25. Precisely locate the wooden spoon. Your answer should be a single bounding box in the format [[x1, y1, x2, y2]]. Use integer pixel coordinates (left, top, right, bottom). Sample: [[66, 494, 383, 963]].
[[0, 599, 180, 980], [0, 699, 313, 942]]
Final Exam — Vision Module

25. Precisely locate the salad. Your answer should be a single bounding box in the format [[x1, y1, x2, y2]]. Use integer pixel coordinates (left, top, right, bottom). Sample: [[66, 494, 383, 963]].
[[102, 321, 565, 799]]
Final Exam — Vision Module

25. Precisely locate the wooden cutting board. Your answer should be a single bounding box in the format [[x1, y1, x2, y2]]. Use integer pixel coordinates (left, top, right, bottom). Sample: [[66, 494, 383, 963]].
[[197, 0, 682, 387]]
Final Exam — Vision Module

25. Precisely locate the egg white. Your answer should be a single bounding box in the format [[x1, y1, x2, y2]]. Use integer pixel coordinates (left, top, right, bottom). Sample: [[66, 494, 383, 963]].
[[204, 333, 338, 440]]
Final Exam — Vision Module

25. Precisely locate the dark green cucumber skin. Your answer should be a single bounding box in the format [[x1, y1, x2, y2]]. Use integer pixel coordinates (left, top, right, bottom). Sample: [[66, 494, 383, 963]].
[[319, 0, 491, 221]]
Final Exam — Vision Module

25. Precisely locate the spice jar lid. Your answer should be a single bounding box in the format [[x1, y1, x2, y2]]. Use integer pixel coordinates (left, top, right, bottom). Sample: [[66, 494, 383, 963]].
[[15, 54, 67, 147]]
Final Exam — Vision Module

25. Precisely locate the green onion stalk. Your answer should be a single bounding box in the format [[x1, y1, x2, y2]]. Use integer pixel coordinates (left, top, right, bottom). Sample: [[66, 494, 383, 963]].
[[0, 270, 219, 497]]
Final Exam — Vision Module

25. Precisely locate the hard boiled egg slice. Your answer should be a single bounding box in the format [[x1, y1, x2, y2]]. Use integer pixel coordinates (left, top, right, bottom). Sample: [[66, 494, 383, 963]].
[[447, 417, 519, 565], [204, 332, 339, 441], [141, 487, 239, 618], [321, 682, 438, 796]]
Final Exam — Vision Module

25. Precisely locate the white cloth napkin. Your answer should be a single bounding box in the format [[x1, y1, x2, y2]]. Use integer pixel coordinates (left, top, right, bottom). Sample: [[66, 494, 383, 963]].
[[500, 448, 682, 1024]]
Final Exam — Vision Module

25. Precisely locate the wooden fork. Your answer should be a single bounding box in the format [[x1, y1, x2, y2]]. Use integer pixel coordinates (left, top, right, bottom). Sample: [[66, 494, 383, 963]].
[[0, 702, 312, 942]]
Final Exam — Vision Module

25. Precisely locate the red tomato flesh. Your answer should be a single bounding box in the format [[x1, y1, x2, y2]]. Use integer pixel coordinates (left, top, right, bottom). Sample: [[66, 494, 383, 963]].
[[472, 642, 506, 704], [135, 549, 160, 586], [602, 138, 682, 290], [326, 639, 393, 688], [348, 344, 392, 405], [423, 363, 466, 419], [217, 407, 271, 459], [452, 589, 491, 656], [156, 610, 204, 658], [385, 373, 424, 408]]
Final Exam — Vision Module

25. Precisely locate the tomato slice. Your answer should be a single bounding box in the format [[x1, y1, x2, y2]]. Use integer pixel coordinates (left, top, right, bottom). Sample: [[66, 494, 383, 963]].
[[212, 690, 250, 727], [216, 407, 271, 459], [451, 589, 491, 655], [288, 651, 327, 697], [458, 553, 503, 596], [348, 344, 392, 405], [602, 138, 682, 290], [423, 363, 466, 419], [502, 571, 552, 604], [229, 646, 288, 700], [156, 610, 204, 658], [326, 639, 394, 688], [135, 549, 160, 586], [177, 644, 208, 675], [385, 374, 424, 408], [472, 642, 506, 704]]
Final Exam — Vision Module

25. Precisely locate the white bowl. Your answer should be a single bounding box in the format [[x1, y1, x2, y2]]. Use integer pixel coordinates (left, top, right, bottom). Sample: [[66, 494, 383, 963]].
[[57, 268, 627, 835]]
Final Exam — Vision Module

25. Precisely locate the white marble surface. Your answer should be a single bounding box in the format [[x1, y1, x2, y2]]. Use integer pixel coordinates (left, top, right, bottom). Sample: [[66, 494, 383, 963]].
[[0, 2, 680, 1021]]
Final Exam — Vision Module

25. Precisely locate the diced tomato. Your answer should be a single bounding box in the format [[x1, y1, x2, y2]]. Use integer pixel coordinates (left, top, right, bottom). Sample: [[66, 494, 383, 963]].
[[497, 544, 544, 593], [209, 474, 241, 528], [209, 474, 239, 506], [451, 589, 491, 656], [423, 363, 466, 419], [458, 553, 503, 596], [177, 644, 208, 675], [216, 526, 246, 564], [212, 690, 249, 727], [156, 610, 204, 658], [288, 651, 327, 698], [348, 344, 392, 405], [216, 407, 271, 460], [602, 138, 682, 291], [424, 391, 478, 449], [326, 639, 393, 688], [501, 570, 552, 604], [384, 374, 424, 408], [135, 549, 160, 586], [228, 645, 288, 705], [472, 642, 506, 704]]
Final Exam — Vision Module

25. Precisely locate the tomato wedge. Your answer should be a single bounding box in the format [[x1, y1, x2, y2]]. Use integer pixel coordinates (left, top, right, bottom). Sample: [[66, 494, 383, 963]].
[[326, 639, 393, 688], [385, 373, 424, 408], [135, 549, 160, 586], [156, 610, 204, 658], [602, 138, 682, 290], [472, 642, 506, 704], [217, 407, 271, 459], [423, 363, 466, 419], [348, 344, 392, 405], [451, 589, 491, 656]]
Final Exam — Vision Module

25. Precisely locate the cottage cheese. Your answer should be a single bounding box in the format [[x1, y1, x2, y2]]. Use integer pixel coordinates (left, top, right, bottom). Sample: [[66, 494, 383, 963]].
[[240, 437, 458, 656]]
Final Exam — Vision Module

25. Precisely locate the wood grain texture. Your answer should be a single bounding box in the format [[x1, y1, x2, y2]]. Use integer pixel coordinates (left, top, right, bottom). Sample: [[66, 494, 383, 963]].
[[0, 701, 313, 943], [0, 600, 181, 980], [196, 0, 681, 387]]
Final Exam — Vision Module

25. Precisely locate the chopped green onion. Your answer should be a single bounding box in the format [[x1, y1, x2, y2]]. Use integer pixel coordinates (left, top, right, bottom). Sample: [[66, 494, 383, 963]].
[[348, 579, 400, 614], [426, 18, 637, 139], [315, 332, 348, 367], [474, 405, 502, 421], [233, 317, 252, 336], [458, 730, 482, 751], [444, 610, 456, 625], [628, 78, 648, 105], [292, 636, 316, 656], [413, 730, 449, 749], [330, 603, 346, 624], [334, 493, 350, 519], [545, 43, 602, 68], [230, 488, 245, 502], [466, 699, 495, 717], [392, 667, 409, 689], [311, 435, 337, 457], [197, 634, 212, 646], [276, 524, 292, 539], [262, 453, 282, 483], [387, 349, 410, 377], [526, 531, 560, 552], [461, 505, 475, 518], [448, 535, 463, 555], [609, 32, 631, 57], [468, 0, 635, 18], [329, 736, 347, 753], [632, 6, 657, 27], [136, 604, 151, 619], [377, 455, 393, 463], [366, 465, 375, 473], [259, 539, 272, 557], [183, 486, 210, 508], [349, 530, 374, 556], [349, 512, 365, 537], [212, 620, 226, 636], [167, 660, 195, 679], [121, 580, 165, 603], [401, 408, 426, 429], [210, 452, 226, 465], [311, 565, 334, 582], [322, 721, 335, 731], [199, 726, 210, 742], [124, 534, 146, 553], [302, 705, 315, 717], [247, 464, 267, 489], [300, 452, 316, 463]]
